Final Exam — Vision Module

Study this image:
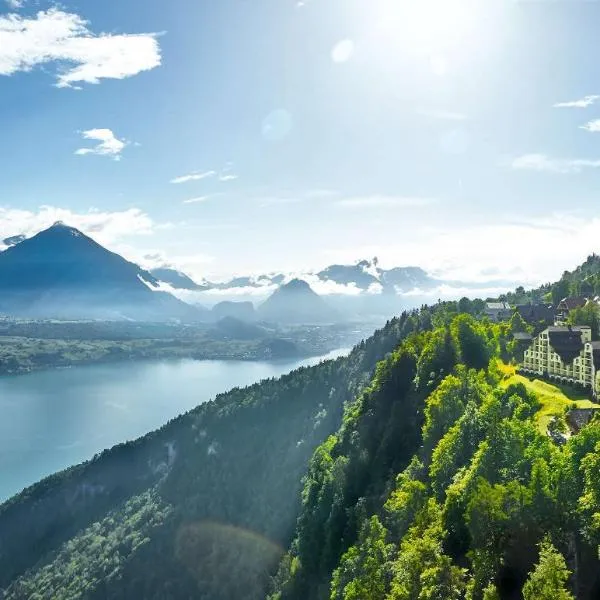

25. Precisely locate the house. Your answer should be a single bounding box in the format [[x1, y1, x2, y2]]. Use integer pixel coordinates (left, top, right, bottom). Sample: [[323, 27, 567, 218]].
[[521, 325, 600, 396], [555, 296, 587, 326], [484, 301, 512, 322], [515, 303, 555, 327]]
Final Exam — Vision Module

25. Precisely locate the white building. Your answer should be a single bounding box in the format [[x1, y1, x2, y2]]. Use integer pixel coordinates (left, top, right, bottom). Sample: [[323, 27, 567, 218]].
[[521, 325, 600, 395]]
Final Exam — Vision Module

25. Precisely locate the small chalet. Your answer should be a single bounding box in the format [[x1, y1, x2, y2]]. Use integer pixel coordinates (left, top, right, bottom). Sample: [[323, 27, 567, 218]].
[[515, 303, 555, 327], [555, 296, 587, 326]]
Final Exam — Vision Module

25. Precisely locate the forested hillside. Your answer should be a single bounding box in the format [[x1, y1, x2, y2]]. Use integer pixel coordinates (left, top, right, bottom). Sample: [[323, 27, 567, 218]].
[[504, 253, 600, 305], [269, 313, 600, 600], [0, 307, 442, 600]]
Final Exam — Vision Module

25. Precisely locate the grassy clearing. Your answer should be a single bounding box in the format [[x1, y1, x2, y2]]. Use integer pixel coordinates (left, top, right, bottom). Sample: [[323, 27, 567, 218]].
[[497, 361, 600, 433]]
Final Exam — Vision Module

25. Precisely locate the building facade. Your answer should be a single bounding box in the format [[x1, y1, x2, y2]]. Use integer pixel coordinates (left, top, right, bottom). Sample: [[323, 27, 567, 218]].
[[521, 325, 600, 396]]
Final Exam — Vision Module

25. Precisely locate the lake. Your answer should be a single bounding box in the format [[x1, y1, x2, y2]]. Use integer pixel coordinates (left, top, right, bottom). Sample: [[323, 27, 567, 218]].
[[0, 348, 349, 503]]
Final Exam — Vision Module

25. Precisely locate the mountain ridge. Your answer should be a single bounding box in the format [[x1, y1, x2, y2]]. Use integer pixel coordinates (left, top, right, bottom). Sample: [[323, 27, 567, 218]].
[[0, 223, 203, 322]]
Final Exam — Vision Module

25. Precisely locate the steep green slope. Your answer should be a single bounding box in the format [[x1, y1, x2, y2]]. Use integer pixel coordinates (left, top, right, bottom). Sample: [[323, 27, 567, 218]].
[[0, 308, 439, 599], [270, 313, 600, 600]]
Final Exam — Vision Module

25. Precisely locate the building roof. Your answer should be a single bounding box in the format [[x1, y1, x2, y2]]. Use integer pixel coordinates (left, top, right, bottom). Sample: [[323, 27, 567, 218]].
[[557, 296, 587, 311], [548, 327, 585, 364], [516, 303, 554, 322], [485, 302, 511, 310]]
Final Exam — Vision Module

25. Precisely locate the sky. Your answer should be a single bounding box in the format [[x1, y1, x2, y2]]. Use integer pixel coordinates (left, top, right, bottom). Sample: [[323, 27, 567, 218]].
[[3, 0, 600, 288]]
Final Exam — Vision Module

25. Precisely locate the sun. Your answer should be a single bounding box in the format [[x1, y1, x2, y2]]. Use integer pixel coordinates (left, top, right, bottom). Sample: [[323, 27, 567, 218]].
[[375, 0, 475, 55]]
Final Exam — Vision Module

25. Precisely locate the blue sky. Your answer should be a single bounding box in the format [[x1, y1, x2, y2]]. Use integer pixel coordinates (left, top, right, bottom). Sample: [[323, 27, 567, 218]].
[[3, 0, 600, 287]]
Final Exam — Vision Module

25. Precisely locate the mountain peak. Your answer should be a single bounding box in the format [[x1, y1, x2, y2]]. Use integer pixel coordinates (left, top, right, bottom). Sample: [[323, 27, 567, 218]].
[[47, 222, 84, 236], [282, 278, 313, 292]]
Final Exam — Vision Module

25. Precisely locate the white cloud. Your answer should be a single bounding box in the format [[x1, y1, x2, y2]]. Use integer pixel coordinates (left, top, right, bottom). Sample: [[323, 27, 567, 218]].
[[170, 171, 216, 184], [417, 108, 468, 121], [553, 95, 599, 108], [219, 174, 238, 182], [335, 195, 435, 209], [0, 9, 161, 88], [580, 119, 600, 133], [0, 206, 154, 249], [75, 129, 128, 160], [325, 212, 600, 291], [510, 153, 600, 174], [5, 0, 24, 8]]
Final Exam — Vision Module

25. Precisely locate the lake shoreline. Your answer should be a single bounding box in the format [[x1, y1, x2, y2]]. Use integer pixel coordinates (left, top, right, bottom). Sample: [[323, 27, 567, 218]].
[[0, 348, 351, 502], [0, 342, 346, 379]]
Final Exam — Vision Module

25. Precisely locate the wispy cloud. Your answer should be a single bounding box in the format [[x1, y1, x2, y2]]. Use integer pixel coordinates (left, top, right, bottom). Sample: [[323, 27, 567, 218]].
[[580, 119, 600, 133], [183, 196, 211, 205], [75, 129, 128, 160], [171, 166, 238, 184], [0, 9, 161, 88], [170, 171, 216, 184], [510, 153, 600, 174], [417, 108, 468, 121], [336, 195, 435, 209], [553, 95, 599, 109], [5, 0, 24, 8]]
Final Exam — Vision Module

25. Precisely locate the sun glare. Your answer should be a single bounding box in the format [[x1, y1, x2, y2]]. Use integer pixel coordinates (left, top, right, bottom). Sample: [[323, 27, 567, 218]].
[[376, 0, 475, 54]]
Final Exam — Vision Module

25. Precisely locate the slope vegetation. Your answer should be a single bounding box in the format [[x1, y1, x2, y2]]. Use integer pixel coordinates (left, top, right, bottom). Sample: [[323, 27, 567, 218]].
[[270, 313, 600, 600]]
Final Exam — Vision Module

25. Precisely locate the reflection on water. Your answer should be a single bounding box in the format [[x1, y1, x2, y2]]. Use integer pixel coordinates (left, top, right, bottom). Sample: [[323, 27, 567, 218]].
[[0, 348, 349, 503]]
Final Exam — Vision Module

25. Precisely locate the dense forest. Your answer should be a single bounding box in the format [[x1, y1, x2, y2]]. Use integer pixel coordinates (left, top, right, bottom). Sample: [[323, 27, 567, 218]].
[[503, 253, 600, 306], [269, 313, 600, 600], [0, 306, 442, 599]]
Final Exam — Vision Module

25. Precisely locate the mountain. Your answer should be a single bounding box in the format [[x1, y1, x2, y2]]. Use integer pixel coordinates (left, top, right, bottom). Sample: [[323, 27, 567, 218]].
[[211, 300, 256, 321], [257, 279, 340, 324], [381, 265, 439, 291], [2, 234, 26, 248], [150, 267, 209, 291], [210, 273, 285, 290], [317, 260, 380, 290], [0, 311, 416, 600], [0, 223, 203, 321]]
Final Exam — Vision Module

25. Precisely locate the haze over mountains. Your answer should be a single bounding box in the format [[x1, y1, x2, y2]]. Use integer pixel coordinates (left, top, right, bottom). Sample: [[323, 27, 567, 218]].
[[0, 225, 519, 324], [155, 259, 440, 296]]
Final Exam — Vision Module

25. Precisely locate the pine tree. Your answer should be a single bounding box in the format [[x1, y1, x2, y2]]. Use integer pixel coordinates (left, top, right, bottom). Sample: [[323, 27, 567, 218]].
[[522, 538, 574, 600]]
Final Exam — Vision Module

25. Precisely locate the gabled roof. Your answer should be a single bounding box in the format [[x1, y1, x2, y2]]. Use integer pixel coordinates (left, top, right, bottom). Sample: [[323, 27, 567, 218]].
[[557, 296, 587, 311], [547, 327, 585, 364], [516, 303, 554, 322]]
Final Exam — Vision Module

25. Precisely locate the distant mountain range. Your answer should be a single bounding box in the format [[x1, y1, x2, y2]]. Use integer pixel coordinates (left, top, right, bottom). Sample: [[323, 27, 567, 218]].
[[152, 259, 440, 295], [0, 223, 203, 322], [0, 228, 509, 324]]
